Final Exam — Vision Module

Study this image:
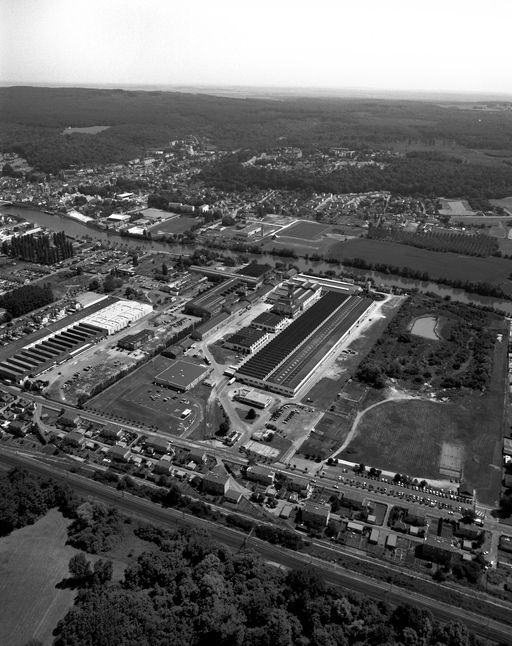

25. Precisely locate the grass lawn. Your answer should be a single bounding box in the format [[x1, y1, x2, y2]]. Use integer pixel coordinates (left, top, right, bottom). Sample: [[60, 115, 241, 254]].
[[341, 378, 505, 506], [0, 509, 78, 646], [327, 238, 512, 294]]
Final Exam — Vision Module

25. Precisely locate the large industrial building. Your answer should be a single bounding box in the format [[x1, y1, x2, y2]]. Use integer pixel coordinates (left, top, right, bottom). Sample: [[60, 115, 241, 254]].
[[80, 300, 153, 335], [236, 292, 374, 396], [154, 360, 210, 391], [189, 262, 271, 288], [224, 326, 269, 355], [184, 278, 246, 318], [267, 279, 322, 317], [0, 297, 153, 383]]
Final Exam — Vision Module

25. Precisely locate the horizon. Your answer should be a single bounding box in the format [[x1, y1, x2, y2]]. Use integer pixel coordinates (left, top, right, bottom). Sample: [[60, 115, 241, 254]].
[[1, 0, 512, 95], [1, 81, 512, 103]]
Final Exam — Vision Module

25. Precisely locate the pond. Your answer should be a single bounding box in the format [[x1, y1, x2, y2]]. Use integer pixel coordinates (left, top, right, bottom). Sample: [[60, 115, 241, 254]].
[[410, 315, 440, 340], [62, 125, 110, 135]]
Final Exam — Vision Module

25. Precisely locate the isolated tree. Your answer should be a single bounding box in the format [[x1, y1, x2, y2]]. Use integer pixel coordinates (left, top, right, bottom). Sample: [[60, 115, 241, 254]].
[[246, 408, 257, 420], [161, 262, 168, 276]]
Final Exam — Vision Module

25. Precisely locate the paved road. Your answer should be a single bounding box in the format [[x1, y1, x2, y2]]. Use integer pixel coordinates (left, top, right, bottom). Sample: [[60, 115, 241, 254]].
[[0, 450, 510, 644]]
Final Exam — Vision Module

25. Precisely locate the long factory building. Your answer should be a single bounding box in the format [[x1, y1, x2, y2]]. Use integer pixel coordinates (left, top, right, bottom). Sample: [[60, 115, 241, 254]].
[[236, 291, 375, 397], [0, 298, 153, 383]]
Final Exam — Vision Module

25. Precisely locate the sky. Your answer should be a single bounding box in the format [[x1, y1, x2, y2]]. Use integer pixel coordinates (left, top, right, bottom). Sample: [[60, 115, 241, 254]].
[[1, 0, 511, 95]]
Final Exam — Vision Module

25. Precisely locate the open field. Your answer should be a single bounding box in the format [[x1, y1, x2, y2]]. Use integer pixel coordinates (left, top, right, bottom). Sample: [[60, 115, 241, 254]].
[[438, 199, 475, 216], [86, 355, 202, 434], [491, 196, 512, 211], [327, 238, 512, 294], [341, 368, 505, 506], [0, 509, 77, 646], [148, 215, 198, 235]]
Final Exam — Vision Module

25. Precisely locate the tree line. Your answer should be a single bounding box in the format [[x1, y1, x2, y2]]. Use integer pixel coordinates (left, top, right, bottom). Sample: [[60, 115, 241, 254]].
[[0, 283, 54, 319], [341, 256, 511, 301], [367, 224, 499, 258], [2, 231, 74, 265]]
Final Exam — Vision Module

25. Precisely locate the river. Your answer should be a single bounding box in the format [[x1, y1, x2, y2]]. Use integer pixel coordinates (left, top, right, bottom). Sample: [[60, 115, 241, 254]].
[[3, 204, 512, 315]]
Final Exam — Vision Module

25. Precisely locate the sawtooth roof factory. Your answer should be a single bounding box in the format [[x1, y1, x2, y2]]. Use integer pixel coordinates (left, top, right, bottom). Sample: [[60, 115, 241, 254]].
[[236, 290, 375, 397], [0, 296, 153, 383]]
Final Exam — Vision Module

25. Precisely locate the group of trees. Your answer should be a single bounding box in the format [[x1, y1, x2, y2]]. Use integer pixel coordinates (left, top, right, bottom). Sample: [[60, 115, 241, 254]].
[[53, 523, 485, 646], [367, 224, 499, 258], [0, 283, 54, 318], [67, 501, 124, 553], [68, 552, 113, 587], [2, 231, 74, 265], [0, 467, 76, 536], [356, 294, 499, 392]]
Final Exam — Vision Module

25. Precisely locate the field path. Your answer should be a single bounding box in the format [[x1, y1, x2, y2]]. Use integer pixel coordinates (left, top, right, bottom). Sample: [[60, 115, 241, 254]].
[[329, 390, 423, 460]]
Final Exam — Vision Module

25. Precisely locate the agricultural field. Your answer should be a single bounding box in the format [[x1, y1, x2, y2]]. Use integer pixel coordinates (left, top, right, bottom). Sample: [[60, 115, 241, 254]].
[[148, 215, 198, 235], [0, 509, 77, 646], [328, 238, 512, 294], [86, 355, 203, 434], [438, 199, 475, 216], [367, 225, 498, 257], [280, 220, 331, 240]]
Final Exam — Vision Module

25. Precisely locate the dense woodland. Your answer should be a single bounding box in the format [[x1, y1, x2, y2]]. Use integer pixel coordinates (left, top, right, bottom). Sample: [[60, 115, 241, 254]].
[[200, 156, 512, 199], [54, 523, 486, 646], [1, 87, 512, 197], [1, 467, 510, 645], [0, 283, 54, 318], [1, 231, 74, 265]]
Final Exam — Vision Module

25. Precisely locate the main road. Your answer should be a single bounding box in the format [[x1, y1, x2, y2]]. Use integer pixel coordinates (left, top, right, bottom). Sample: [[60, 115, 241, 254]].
[[0, 449, 510, 644]]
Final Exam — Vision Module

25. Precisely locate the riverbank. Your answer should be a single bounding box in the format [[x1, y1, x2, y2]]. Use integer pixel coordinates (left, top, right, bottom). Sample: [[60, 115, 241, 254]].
[[3, 204, 512, 315]]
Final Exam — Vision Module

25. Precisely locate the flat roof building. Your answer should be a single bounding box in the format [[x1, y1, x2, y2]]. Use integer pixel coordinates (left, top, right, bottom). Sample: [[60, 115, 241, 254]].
[[234, 388, 272, 409], [246, 465, 275, 485], [224, 326, 269, 355], [251, 311, 287, 333], [302, 501, 331, 527], [117, 329, 154, 351], [154, 360, 210, 391]]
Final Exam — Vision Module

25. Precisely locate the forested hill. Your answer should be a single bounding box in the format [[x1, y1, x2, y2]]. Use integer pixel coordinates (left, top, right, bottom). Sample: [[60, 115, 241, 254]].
[[1, 86, 512, 176], [54, 522, 485, 646]]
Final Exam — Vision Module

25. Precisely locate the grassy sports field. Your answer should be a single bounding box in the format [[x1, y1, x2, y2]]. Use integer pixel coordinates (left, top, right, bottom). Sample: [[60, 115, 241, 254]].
[[328, 238, 512, 292], [0, 509, 77, 646]]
